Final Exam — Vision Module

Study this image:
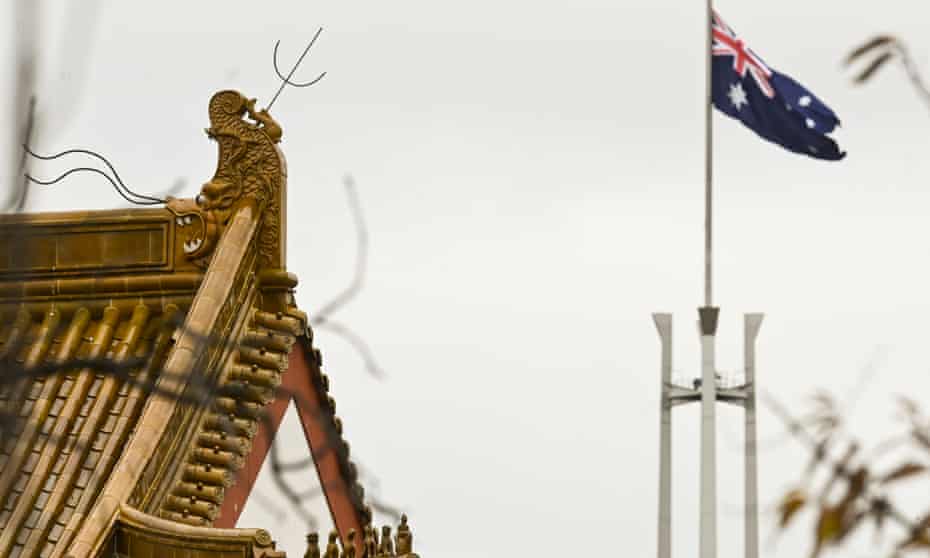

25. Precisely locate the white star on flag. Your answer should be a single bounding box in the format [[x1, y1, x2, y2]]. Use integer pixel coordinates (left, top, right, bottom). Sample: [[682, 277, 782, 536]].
[[728, 82, 748, 110]]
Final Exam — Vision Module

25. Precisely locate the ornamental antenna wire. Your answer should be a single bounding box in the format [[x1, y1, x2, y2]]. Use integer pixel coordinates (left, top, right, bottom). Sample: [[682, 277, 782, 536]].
[[267, 27, 327, 112]]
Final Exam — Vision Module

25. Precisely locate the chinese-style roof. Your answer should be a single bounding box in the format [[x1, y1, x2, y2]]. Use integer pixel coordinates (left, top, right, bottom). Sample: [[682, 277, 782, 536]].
[[0, 91, 370, 558]]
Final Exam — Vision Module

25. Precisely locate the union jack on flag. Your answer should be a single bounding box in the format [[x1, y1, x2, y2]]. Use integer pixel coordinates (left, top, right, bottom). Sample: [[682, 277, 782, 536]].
[[710, 11, 845, 160]]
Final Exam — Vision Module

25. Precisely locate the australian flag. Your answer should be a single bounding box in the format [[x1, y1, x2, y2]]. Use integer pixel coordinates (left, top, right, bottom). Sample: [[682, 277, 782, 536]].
[[712, 11, 845, 160]]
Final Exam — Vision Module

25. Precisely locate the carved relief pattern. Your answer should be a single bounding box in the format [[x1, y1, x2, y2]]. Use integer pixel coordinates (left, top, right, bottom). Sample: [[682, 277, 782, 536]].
[[167, 90, 285, 269], [138, 230, 260, 512]]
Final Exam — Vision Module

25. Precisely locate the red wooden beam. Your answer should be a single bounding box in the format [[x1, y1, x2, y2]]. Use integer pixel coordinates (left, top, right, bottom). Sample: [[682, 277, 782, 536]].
[[214, 341, 365, 542], [214, 384, 290, 528], [287, 342, 365, 540]]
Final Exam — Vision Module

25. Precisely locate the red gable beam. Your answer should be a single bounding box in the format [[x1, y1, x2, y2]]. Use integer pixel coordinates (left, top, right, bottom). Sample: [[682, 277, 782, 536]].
[[215, 341, 366, 541]]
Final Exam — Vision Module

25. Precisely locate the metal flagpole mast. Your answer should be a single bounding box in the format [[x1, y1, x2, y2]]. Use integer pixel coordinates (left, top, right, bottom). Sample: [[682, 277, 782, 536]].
[[705, 0, 714, 308], [699, 2, 719, 558]]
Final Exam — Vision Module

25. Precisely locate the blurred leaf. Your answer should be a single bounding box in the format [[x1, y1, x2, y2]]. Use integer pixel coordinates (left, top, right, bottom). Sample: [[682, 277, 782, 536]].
[[818, 506, 842, 540], [813, 505, 843, 556], [845, 35, 897, 65], [816, 443, 860, 503], [839, 509, 867, 541], [844, 467, 869, 501], [853, 51, 895, 84], [912, 429, 930, 452], [779, 489, 807, 528], [880, 462, 926, 484], [898, 514, 930, 550], [898, 530, 930, 550]]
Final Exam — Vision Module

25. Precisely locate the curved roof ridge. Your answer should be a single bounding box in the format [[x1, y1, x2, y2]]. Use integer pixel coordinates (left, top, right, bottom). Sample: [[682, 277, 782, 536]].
[[63, 204, 258, 557]]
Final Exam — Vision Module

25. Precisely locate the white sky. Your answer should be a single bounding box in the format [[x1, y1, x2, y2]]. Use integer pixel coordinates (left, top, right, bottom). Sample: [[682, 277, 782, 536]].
[[4, 1, 930, 556]]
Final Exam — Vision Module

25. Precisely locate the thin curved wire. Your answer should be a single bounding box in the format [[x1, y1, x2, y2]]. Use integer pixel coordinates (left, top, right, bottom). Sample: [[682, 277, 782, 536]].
[[273, 38, 327, 87], [23, 145, 165, 204], [25, 168, 163, 206], [267, 27, 327, 111]]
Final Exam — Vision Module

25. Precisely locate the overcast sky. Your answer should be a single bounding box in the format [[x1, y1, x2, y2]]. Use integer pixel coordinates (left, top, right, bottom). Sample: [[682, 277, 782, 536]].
[[4, 1, 930, 556]]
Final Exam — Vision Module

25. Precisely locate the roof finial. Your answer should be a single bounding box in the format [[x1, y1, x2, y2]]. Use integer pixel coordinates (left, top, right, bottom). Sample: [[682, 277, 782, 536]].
[[377, 525, 394, 557], [395, 515, 419, 557], [344, 528, 358, 558], [323, 531, 340, 558], [304, 532, 321, 558], [363, 525, 377, 557]]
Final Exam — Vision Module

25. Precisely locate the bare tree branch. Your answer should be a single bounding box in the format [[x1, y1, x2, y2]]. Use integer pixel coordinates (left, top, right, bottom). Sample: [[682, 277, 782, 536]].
[[15, 96, 37, 211], [315, 318, 386, 379], [6, 0, 39, 211], [306, 175, 388, 381], [313, 175, 368, 321]]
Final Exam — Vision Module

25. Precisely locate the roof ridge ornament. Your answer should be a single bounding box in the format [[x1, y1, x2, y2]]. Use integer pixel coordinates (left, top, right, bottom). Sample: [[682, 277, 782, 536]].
[[306, 517, 422, 558], [167, 90, 287, 270]]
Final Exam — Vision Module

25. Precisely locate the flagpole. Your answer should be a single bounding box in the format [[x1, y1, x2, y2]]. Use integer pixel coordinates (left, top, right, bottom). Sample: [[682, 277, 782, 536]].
[[704, 0, 714, 308], [700, 3, 719, 558]]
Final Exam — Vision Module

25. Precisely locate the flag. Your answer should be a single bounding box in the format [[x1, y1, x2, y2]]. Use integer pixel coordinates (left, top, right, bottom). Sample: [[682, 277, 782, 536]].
[[711, 11, 846, 160]]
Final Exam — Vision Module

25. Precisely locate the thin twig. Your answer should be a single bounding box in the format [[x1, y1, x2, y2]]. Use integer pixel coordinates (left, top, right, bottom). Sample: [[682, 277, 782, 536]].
[[309, 175, 387, 380], [313, 175, 367, 320], [893, 41, 930, 110], [315, 318, 386, 379], [16, 96, 37, 212]]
